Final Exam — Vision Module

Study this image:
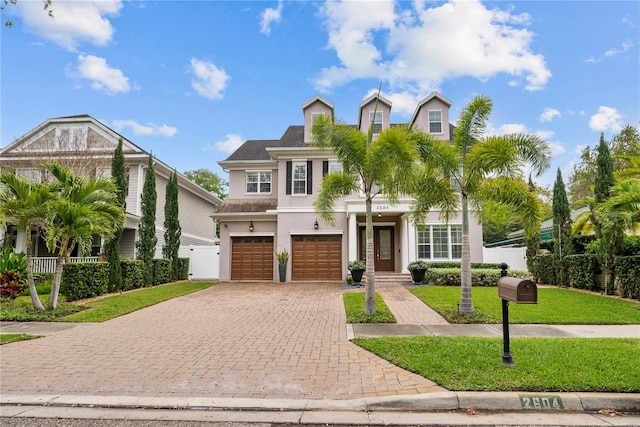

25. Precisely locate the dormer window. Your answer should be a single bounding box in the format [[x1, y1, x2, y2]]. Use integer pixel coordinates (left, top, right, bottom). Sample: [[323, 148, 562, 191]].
[[311, 112, 325, 124], [428, 110, 443, 134], [369, 111, 383, 134]]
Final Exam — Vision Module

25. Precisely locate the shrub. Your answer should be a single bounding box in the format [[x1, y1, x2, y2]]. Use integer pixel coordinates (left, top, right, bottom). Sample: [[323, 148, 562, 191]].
[[615, 256, 640, 300], [60, 262, 109, 301], [566, 254, 598, 291], [533, 254, 555, 285], [152, 258, 171, 286], [0, 271, 25, 300], [408, 260, 429, 271], [0, 247, 27, 277], [348, 260, 365, 271], [120, 259, 145, 290], [178, 258, 189, 280], [621, 236, 640, 256], [425, 262, 502, 269], [427, 268, 529, 286], [571, 235, 597, 254]]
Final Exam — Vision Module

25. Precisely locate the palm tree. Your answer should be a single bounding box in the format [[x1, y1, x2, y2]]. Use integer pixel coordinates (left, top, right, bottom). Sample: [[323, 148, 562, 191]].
[[312, 110, 438, 314], [43, 162, 125, 309], [411, 95, 551, 314], [0, 172, 52, 311]]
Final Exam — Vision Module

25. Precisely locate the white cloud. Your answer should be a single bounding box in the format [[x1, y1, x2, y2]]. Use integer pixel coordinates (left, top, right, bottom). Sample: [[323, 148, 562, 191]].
[[203, 134, 245, 154], [71, 55, 130, 95], [190, 58, 230, 100], [589, 106, 623, 132], [605, 40, 633, 57], [314, 0, 551, 98], [260, 0, 283, 35], [16, 0, 122, 51], [112, 120, 177, 137], [539, 108, 561, 123]]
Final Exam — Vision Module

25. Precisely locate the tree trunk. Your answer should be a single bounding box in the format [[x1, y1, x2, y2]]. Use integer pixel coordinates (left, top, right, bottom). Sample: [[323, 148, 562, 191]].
[[364, 197, 376, 315], [25, 227, 45, 311], [48, 255, 65, 310], [459, 194, 474, 314]]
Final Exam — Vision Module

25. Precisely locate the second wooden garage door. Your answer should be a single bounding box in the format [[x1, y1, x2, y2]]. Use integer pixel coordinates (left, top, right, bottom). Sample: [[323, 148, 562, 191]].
[[231, 236, 274, 280], [291, 235, 342, 280]]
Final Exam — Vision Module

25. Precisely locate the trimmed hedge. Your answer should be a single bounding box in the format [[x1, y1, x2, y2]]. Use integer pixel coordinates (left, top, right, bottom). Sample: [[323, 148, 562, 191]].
[[121, 259, 145, 290], [566, 254, 598, 291], [533, 254, 555, 285], [61, 262, 109, 301], [621, 236, 640, 256], [178, 258, 189, 280], [152, 258, 171, 286], [427, 268, 530, 287], [615, 256, 640, 299], [426, 262, 502, 269]]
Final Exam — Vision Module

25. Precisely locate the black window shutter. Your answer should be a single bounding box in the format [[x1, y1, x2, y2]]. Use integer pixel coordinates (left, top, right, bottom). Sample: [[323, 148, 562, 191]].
[[323, 160, 328, 176], [306, 160, 313, 194], [286, 161, 292, 195]]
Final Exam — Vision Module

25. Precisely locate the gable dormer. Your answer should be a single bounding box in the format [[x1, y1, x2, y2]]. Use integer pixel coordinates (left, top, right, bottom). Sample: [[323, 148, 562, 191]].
[[410, 92, 452, 141], [358, 94, 392, 137], [302, 96, 334, 144]]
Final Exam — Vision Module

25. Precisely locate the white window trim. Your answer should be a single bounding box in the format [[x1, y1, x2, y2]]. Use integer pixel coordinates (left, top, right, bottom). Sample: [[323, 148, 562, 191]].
[[416, 224, 462, 260], [328, 159, 342, 173], [56, 126, 87, 150], [369, 111, 383, 134], [245, 170, 272, 195], [427, 109, 443, 135], [291, 161, 307, 196]]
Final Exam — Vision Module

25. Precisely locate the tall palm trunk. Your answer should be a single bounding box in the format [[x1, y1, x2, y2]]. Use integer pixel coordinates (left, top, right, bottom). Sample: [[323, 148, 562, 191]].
[[364, 196, 376, 314], [25, 227, 45, 311], [48, 255, 65, 310], [459, 194, 474, 314]]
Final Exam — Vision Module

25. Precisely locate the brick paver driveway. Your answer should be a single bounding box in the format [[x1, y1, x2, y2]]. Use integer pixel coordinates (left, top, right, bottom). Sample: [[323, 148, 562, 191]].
[[0, 282, 442, 399]]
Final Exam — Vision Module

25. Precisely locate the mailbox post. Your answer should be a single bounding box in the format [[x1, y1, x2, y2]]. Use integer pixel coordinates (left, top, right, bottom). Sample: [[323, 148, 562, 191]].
[[498, 263, 537, 367]]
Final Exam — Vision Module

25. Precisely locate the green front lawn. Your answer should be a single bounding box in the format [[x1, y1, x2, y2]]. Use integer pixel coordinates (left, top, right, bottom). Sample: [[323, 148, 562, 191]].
[[410, 286, 640, 324], [0, 334, 42, 345], [354, 336, 640, 392], [0, 281, 216, 322], [344, 292, 396, 323]]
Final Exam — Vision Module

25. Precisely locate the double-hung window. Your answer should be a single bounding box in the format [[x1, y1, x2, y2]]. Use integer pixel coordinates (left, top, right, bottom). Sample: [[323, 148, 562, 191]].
[[369, 111, 383, 134], [246, 171, 271, 194], [16, 168, 42, 183], [416, 224, 462, 260], [292, 161, 307, 195], [428, 110, 443, 134]]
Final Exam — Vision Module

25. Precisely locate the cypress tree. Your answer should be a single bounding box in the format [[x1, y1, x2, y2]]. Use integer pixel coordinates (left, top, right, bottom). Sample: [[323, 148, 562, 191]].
[[105, 139, 127, 292], [592, 134, 620, 294], [136, 153, 157, 285], [552, 168, 572, 287], [162, 170, 181, 281], [525, 174, 541, 278]]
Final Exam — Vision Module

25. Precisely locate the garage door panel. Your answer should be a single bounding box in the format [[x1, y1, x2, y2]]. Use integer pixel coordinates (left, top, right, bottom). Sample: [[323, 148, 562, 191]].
[[292, 235, 342, 280], [231, 236, 274, 280]]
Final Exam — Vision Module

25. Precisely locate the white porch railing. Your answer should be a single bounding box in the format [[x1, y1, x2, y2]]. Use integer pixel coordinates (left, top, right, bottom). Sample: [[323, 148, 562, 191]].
[[31, 257, 100, 274]]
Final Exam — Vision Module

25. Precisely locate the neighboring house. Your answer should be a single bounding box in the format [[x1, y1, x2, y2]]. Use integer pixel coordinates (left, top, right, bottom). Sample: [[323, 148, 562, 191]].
[[213, 93, 484, 282], [0, 115, 222, 260]]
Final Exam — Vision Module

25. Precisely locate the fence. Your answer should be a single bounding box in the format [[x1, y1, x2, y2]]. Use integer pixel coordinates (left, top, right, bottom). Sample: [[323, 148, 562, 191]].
[[31, 257, 99, 274], [483, 247, 528, 271]]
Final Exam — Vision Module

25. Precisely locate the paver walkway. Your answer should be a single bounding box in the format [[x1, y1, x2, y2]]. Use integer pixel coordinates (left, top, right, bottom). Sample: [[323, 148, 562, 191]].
[[0, 282, 443, 400], [375, 283, 449, 325]]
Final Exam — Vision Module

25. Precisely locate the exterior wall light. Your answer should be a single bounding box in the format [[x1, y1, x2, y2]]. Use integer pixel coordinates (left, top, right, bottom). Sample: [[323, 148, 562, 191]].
[[314, 220, 319, 230], [249, 221, 254, 232]]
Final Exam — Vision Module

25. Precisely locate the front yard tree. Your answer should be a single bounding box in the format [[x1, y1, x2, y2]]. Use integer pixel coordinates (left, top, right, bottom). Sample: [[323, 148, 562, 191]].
[[136, 154, 157, 286], [44, 161, 125, 309], [312, 104, 437, 315], [552, 168, 572, 287], [104, 139, 127, 292], [0, 172, 52, 311], [526, 174, 541, 275], [183, 168, 228, 199], [162, 170, 181, 281], [411, 95, 550, 314]]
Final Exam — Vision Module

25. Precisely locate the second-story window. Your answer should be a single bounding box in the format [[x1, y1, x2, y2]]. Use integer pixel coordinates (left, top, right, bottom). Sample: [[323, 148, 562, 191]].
[[428, 110, 443, 134], [369, 111, 383, 134], [16, 168, 42, 183], [246, 171, 271, 194], [292, 161, 307, 195]]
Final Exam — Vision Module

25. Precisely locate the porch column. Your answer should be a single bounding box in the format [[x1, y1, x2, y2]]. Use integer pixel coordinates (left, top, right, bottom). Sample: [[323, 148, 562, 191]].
[[348, 212, 358, 263], [15, 230, 27, 253], [400, 214, 409, 272], [404, 215, 417, 272]]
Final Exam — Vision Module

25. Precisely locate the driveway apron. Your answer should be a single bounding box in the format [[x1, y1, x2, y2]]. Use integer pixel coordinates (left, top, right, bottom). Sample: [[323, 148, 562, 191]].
[[0, 282, 443, 399]]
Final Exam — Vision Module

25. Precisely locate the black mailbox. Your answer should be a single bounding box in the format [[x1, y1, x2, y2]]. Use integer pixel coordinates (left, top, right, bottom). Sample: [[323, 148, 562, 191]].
[[498, 277, 537, 304]]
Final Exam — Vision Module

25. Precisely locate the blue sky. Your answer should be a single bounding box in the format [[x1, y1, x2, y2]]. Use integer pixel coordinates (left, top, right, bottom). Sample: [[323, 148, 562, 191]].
[[1, 0, 638, 188]]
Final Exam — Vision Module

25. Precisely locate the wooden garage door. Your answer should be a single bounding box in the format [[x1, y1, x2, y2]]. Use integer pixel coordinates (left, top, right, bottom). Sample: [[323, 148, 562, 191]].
[[291, 235, 342, 280], [231, 236, 274, 280]]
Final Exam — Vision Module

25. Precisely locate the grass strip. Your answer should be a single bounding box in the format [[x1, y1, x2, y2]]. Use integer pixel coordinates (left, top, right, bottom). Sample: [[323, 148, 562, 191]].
[[354, 336, 640, 392], [57, 281, 216, 322], [410, 286, 640, 324], [344, 292, 396, 323], [0, 334, 42, 345], [0, 297, 82, 321]]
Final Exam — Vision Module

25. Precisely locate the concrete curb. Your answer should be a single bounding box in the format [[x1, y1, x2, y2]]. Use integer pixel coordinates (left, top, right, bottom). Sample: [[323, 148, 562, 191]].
[[2, 392, 639, 413]]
